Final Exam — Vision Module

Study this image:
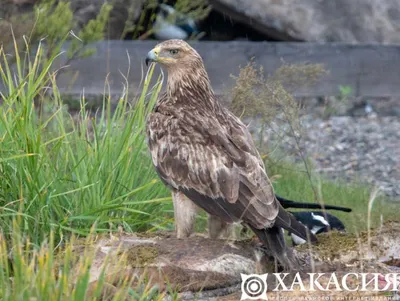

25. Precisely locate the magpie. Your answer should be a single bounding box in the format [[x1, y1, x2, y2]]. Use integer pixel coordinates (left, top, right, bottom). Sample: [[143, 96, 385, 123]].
[[240, 195, 351, 241], [288, 211, 347, 246]]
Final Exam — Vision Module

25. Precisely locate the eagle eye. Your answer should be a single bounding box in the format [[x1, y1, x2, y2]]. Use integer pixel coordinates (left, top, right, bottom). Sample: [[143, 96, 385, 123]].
[[169, 49, 179, 55]]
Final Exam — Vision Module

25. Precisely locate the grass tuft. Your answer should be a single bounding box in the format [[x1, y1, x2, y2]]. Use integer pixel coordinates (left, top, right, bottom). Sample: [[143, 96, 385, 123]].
[[0, 222, 167, 300], [0, 37, 172, 245]]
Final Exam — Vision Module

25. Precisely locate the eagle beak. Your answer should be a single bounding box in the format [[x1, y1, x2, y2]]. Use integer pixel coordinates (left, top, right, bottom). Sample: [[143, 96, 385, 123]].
[[145, 47, 160, 67]]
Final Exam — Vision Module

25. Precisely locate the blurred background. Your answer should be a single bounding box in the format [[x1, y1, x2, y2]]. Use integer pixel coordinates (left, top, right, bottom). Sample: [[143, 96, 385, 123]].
[[3, 0, 400, 42]]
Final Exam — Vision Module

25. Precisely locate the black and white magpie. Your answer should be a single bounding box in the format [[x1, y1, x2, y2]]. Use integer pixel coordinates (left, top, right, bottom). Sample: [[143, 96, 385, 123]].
[[288, 211, 347, 246], [240, 195, 351, 241], [153, 4, 199, 40]]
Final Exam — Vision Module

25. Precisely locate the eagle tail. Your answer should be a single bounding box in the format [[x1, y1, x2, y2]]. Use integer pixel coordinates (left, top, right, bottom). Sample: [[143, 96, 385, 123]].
[[276, 195, 352, 212], [274, 206, 318, 244], [249, 225, 300, 270], [248, 205, 318, 270]]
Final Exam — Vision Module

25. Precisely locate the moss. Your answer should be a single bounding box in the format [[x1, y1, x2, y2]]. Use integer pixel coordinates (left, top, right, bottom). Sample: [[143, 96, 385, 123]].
[[295, 223, 399, 262], [297, 231, 362, 261], [126, 245, 159, 267], [134, 231, 174, 239]]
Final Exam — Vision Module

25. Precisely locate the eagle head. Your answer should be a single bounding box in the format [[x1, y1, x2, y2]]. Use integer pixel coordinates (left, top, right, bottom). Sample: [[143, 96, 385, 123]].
[[145, 39, 202, 70]]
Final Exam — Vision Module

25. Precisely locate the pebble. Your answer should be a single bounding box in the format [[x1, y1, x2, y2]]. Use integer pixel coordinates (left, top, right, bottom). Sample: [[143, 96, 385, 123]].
[[248, 115, 400, 200]]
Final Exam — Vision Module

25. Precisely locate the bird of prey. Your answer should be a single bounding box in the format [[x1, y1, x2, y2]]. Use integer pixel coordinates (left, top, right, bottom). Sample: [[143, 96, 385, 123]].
[[153, 4, 199, 40], [145, 39, 317, 269], [288, 211, 346, 246]]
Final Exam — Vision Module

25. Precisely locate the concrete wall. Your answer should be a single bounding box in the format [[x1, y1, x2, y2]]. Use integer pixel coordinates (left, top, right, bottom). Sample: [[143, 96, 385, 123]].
[[7, 41, 400, 98]]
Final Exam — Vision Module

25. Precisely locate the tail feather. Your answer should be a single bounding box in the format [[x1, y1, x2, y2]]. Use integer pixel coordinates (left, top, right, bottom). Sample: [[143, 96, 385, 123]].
[[275, 195, 352, 212], [247, 205, 318, 270], [274, 204, 318, 244], [249, 225, 300, 270]]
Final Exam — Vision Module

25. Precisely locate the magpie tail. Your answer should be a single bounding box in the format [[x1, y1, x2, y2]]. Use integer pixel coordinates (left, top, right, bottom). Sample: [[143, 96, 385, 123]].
[[275, 195, 352, 212]]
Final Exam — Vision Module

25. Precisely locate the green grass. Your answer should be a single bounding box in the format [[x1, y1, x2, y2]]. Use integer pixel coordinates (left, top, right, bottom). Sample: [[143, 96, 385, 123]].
[[266, 159, 399, 235], [0, 38, 173, 246], [0, 224, 168, 301], [0, 35, 174, 301]]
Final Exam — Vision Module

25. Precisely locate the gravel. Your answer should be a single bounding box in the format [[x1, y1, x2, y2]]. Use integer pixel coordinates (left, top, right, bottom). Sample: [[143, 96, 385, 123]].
[[248, 114, 400, 200]]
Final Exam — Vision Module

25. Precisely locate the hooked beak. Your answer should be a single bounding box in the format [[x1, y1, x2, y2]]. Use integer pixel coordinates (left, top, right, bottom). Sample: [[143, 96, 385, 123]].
[[145, 47, 160, 67]]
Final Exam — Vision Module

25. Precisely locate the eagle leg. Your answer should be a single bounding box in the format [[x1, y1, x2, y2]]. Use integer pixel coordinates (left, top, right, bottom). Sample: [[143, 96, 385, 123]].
[[208, 215, 235, 239], [172, 189, 198, 238]]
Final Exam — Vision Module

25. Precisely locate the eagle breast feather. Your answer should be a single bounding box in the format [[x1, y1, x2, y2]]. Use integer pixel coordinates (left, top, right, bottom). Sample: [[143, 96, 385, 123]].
[[146, 93, 279, 228]]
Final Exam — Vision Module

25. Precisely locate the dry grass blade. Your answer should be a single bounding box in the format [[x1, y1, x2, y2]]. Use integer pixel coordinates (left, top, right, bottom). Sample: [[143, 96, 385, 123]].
[[229, 59, 327, 201]]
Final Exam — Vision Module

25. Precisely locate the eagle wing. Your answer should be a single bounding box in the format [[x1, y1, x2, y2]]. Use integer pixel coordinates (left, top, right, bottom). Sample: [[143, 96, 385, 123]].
[[146, 97, 279, 229]]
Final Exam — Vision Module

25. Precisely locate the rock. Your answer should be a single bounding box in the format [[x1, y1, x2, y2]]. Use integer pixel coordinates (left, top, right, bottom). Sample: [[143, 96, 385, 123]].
[[248, 114, 400, 199], [66, 232, 272, 300], [208, 0, 400, 43], [64, 223, 400, 299]]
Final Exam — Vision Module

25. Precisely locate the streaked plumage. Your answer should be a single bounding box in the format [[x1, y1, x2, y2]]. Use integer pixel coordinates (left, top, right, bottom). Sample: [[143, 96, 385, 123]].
[[145, 39, 317, 269]]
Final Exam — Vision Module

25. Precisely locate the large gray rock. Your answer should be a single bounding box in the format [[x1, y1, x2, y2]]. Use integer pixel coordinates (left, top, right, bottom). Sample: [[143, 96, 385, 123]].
[[209, 0, 400, 43]]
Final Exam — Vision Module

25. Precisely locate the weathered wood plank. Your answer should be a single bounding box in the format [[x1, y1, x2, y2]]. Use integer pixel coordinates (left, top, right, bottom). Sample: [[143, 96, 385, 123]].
[[8, 41, 400, 97]]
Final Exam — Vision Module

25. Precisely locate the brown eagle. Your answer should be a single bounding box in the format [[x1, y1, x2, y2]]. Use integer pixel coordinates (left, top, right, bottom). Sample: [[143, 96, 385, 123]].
[[145, 39, 317, 269]]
